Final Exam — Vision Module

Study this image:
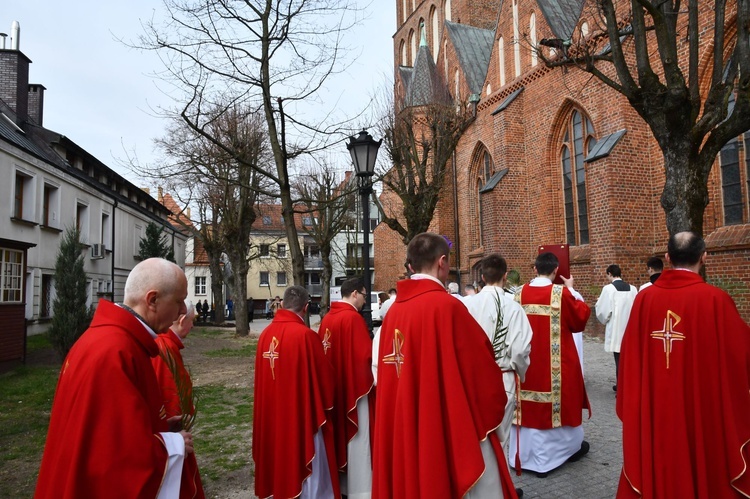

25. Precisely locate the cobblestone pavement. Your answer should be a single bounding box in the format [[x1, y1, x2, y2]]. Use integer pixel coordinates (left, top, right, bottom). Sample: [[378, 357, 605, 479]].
[[512, 334, 622, 498]]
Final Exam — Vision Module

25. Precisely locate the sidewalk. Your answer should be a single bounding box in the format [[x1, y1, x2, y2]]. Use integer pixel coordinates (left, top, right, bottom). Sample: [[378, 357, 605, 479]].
[[513, 334, 622, 498]]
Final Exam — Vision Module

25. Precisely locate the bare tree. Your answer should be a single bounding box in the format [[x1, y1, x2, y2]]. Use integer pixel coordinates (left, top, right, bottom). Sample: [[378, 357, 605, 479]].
[[150, 104, 269, 336], [537, 0, 750, 236], [375, 97, 474, 245], [294, 163, 355, 316], [137, 0, 365, 285]]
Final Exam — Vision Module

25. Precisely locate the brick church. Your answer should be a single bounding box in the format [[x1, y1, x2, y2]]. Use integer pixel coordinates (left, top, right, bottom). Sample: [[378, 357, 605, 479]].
[[373, 0, 750, 323]]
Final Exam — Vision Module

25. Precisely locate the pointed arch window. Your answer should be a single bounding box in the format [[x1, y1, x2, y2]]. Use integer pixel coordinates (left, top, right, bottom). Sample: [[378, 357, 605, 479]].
[[718, 92, 750, 225], [400, 40, 407, 66], [431, 6, 439, 62], [512, 0, 521, 77], [530, 13, 538, 66], [498, 36, 506, 87], [444, 0, 452, 22], [409, 29, 416, 65], [561, 110, 595, 245]]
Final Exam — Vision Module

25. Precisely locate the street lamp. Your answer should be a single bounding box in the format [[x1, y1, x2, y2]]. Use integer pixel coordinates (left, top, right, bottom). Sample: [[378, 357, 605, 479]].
[[347, 129, 381, 334]]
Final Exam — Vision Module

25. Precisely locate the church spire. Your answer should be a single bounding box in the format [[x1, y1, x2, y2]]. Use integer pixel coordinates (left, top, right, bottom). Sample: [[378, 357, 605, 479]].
[[420, 21, 427, 47]]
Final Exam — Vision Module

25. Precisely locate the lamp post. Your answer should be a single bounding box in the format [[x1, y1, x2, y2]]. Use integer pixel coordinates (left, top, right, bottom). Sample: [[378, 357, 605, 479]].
[[347, 129, 381, 334]]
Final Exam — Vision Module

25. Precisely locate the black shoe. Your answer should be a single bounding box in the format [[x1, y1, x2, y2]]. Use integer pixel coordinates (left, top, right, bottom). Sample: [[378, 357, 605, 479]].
[[535, 471, 549, 478], [568, 440, 590, 463], [613, 385, 617, 392], [515, 488, 524, 497]]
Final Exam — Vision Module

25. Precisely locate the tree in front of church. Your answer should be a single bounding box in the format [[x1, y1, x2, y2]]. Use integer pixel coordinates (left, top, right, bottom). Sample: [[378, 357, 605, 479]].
[[138, 222, 175, 262], [540, 0, 750, 236], [48, 227, 93, 359], [375, 98, 474, 245]]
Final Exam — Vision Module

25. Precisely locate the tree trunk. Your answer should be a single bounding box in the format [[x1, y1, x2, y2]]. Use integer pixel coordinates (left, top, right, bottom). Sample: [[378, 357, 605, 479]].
[[659, 140, 710, 237], [208, 252, 225, 324], [226, 249, 249, 336], [320, 245, 334, 319]]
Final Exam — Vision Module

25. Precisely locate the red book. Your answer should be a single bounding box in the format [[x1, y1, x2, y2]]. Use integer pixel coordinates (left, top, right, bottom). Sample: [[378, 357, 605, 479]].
[[538, 244, 570, 285]]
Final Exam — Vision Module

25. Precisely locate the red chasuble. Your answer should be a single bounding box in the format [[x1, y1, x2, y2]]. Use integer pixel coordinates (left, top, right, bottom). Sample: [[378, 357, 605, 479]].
[[317, 301, 374, 471], [35, 299, 170, 499], [617, 270, 750, 498], [252, 309, 340, 499], [373, 278, 517, 499], [515, 283, 591, 429], [152, 331, 205, 499]]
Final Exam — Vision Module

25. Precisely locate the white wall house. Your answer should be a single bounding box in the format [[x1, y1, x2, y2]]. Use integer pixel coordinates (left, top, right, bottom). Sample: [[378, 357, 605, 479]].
[[0, 31, 186, 361]]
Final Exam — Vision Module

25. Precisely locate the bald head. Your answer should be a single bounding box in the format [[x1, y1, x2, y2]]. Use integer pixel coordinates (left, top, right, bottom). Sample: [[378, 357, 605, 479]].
[[667, 231, 706, 269], [124, 258, 188, 332]]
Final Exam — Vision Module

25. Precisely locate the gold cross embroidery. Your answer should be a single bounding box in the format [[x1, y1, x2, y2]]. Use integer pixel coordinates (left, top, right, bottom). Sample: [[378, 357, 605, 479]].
[[263, 337, 280, 380], [383, 329, 405, 377], [322, 329, 332, 354], [650, 310, 685, 369]]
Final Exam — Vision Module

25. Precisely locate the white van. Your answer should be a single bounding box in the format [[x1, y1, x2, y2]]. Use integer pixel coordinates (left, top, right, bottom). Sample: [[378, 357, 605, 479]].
[[330, 287, 383, 325]]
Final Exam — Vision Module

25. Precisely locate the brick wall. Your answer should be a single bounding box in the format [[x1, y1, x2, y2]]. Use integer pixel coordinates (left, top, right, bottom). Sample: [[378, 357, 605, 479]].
[[380, 0, 750, 325]]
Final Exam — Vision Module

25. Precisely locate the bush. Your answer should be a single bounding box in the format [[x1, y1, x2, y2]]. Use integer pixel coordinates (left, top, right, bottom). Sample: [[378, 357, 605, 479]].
[[47, 227, 93, 359]]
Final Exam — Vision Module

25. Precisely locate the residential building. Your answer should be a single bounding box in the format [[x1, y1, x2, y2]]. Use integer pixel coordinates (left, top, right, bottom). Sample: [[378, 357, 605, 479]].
[[0, 27, 186, 362]]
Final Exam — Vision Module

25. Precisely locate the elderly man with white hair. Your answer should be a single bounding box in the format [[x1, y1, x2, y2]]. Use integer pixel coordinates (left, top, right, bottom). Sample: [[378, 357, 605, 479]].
[[36, 258, 193, 499]]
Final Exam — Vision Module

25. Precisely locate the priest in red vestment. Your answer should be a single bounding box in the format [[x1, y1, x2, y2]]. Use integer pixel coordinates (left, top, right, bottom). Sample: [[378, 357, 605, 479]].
[[152, 301, 205, 499], [511, 251, 591, 477], [617, 232, 750, 498], [318, 277, 374, 498], [373, 232, 518, 499], [35, 258, 192, 499], [253, 286, 340, 499]]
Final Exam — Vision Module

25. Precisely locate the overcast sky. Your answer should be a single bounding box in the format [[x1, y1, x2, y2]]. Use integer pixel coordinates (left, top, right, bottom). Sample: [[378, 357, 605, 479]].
[[4, 1, 395, 186]]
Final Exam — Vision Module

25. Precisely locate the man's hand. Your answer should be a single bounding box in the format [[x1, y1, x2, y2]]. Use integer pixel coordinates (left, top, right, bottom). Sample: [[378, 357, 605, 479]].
[[167, 415, 183, 432], [560, 274, 575, 289], [180, 430, 194, 454]]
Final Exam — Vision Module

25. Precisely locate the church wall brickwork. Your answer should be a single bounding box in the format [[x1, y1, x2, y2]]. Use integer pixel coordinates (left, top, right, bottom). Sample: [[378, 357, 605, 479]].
[[380, 0, 750, 325]]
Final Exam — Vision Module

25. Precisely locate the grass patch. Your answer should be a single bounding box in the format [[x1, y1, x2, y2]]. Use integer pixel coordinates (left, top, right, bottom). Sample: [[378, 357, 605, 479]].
[[193, 383, 252, 482], [203, 342, 257, 358], [190, 328, 231, 338], [26, 334, 52, 353], [0, 364, 59, 498]]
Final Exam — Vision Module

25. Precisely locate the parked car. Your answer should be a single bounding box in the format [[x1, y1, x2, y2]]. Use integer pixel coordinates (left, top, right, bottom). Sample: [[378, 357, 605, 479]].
[[330, 286, 383, 326]]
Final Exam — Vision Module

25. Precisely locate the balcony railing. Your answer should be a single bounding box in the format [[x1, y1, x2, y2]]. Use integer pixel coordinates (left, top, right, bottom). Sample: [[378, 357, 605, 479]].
[[345, 256, 373, 269], [304, 257, 324, 269]]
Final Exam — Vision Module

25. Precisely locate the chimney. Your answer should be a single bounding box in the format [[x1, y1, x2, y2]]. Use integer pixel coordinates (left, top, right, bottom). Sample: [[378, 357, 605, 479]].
[[0, 21, 30, 125], [186, 207, 191, 219], [10, 21, 19, 50], [27, 84, 45, 125], [158, 186, 163, 201]]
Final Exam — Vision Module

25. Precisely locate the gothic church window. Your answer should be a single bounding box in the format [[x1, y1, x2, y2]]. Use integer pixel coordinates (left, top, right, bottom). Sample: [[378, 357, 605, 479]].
[[410, 29, 416, 65], [431, 6, 439, 62], [718, 91, 750, 225], [560, 110, 595, 245], [498, 36, 506, 87], [444, 0, 451, 22], [512, 0, 521, 77], [530, 12, 538, 67], [400, 40, 407, 66]]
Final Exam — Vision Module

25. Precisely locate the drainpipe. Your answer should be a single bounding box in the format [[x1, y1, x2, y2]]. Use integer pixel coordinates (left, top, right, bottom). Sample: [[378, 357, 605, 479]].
[[111, 199, 117, 302]]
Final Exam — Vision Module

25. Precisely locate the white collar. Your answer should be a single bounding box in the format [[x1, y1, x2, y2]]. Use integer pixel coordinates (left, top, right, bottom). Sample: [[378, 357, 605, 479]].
[[410, 273, 446, 287], [530, 276, 552, 287]]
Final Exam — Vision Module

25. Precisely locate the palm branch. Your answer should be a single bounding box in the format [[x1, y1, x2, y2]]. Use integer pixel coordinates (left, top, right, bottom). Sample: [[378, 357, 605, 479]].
[[491, 290, 509, 362], [159, 346, 197, 432]]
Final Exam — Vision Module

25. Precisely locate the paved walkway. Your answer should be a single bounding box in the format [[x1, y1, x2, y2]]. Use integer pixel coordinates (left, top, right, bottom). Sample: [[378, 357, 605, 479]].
[[513, 335, 623, 498], [248, 317, 623, 498]]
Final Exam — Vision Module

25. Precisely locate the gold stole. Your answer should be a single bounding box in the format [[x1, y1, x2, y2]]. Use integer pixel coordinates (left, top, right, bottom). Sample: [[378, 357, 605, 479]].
[[514, 285, 564, 428]]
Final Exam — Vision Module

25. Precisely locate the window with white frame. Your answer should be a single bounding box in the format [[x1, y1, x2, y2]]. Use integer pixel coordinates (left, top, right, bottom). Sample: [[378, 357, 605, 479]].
[[1, 249, 23, 302], [101, 212, 111, 247], [195, 276, 207, 295], [42, 182, 60, 228], [13, 170, 35, 221], [260, 271, 270, 286], [277, 244, 287, 258], [277, 272, 287, 286], [76, 202, 90, 243]]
